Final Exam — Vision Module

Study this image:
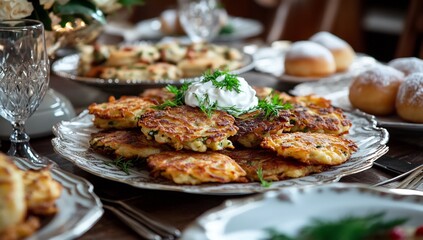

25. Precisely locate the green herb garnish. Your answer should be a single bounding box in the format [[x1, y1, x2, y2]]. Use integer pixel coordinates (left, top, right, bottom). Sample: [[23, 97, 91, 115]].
[[195, 93, 218, 118], [257, 166, 271, 188], [266, 212, 407, 240], [156, 83, 191, 109], [202, 69, 241, 93], [256, 94, 292, 119], [104, 157, 143, 175]]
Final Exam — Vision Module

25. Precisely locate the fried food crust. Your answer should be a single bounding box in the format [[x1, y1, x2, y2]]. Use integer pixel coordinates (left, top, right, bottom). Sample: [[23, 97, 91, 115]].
[[89, 129, 170, 159], [138, 105, 238, 152], [221, 149, 327, 181], [261, 132, 357, 166], [88, 96, 155, 129], [147, 151, 247, 185]]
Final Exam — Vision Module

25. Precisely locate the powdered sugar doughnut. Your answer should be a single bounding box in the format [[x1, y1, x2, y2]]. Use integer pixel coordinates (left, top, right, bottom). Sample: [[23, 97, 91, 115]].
[[348, 64, 404, 115], [284, 41, 336, 77], [388, 57, 423, 76], [396, 73, 423, 123], [310, 31, 356, 72]]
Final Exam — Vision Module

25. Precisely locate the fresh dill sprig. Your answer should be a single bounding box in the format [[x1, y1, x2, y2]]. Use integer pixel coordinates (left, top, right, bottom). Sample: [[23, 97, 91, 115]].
[[104, 157, 143, 175], [202, 69, 241, 93], [257, 166, 271, 188], [195, 93, 248, 117], [155, 83, 191, 109], [256, 94, 292, 119], [265, 212, 408, 240], [195, 93, 218, 117]]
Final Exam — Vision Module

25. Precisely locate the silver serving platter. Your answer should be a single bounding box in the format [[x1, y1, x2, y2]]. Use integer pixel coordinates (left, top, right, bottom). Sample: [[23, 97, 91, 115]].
[[51, 109, 389, 195], [51, 52, 255, 95], [13, 157, 103, 240]]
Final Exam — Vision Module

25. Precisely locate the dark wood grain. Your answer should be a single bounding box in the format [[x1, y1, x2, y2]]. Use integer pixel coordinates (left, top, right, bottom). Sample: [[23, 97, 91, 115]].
[[1, 71, 422, 240]]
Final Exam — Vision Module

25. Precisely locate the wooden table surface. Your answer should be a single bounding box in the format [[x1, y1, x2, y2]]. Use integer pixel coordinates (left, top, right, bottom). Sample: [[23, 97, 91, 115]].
[[1, 70, 422, 240]]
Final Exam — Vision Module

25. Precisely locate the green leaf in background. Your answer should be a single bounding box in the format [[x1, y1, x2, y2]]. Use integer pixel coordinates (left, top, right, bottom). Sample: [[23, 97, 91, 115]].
[[53, 0, 107, 26], [266, 212, 408, 240], [29, 1, 53, 31], [118, 0, 145, 7]]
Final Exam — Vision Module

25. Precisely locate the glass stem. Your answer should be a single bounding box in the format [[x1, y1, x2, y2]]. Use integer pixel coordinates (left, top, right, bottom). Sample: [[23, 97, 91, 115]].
[[8, 120, 41, 162]]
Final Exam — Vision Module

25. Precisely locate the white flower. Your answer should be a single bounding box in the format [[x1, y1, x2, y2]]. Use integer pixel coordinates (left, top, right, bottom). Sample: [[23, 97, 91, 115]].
[[0, 0, 34, 20], [91, 0, 122, 14]]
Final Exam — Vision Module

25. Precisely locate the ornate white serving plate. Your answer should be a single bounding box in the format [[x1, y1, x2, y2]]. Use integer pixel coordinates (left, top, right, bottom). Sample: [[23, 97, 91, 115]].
[[13, 157, 103, 240], [181, 183, 423, 240], [52, 109, 389, 195], [291, 78, 423, 131]]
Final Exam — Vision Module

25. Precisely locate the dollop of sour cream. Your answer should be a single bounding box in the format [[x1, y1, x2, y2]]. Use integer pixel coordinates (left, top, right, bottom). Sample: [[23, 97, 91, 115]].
[[184, 74, 258, 114]]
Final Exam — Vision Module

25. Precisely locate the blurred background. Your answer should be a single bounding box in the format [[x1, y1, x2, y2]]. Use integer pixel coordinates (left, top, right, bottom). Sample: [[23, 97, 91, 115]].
[[106, 0, 419, 62]]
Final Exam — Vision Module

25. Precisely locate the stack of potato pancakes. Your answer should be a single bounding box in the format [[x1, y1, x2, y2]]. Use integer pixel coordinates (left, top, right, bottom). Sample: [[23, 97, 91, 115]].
[[88, 85, 357, 185]]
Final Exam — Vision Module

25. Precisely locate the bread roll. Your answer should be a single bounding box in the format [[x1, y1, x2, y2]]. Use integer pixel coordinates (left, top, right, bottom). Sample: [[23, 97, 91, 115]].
[[396, 73, 423, 123], [309, 31, 356, 72], [388, 57, 423, 76], [348, 64, 404, 115], [0, 153, 26, 232], [284, 41, 336, 77]]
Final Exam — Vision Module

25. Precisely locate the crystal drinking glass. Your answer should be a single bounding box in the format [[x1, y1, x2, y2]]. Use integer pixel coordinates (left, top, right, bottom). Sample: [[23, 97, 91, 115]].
[[0, 20, 50, 165], [178, 0, 222, 43]]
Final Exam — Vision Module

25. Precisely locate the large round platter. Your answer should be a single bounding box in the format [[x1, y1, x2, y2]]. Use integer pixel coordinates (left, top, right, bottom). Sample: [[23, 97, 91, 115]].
[[181, 183, 423, 239], [104, 17, 263, 42], [291, 77, 423, 132], [52, 109, 388, 195], [51, 52, 254, 96], [13, 157, 103, 240]]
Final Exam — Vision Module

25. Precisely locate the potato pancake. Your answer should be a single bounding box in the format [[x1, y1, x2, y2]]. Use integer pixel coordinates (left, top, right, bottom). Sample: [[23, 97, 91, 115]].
[[90, 130, 170, 159], [138, 105, 238, 152], [88, 96, 156, 129], [232, 110, 293, 148], [222, 149, 327, 181], [261, 132, 357, 166], [139, 87, 175, 104], [147, 151, 247, 185], [289, 104, 351, 135]]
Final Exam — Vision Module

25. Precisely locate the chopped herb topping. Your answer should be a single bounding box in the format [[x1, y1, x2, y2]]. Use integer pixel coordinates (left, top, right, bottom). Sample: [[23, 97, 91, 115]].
[[202, 69, 241, 93], [257, 166, 271, 188], [104, 157, 143, 175], [155, 83, 191, 109], [256, 94, 292, 119], [194, 93, 248, 117], [195, 93, 218, 117], [265, 212, 407, 240]]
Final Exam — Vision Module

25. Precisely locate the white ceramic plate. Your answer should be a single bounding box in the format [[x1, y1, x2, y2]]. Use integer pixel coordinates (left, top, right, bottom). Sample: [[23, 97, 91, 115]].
[[13, 157, 103, 240], [291, 78, 423, 131], [104, 17, 263, 42], [51, 110, 388, 195], [181, 183, 423, 240], [255, 54, 376, 84], [51, 53, 255, 96]]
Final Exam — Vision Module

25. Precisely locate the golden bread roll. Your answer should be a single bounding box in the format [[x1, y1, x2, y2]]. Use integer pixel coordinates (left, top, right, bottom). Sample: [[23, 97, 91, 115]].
[[388, 57, 423, 76], [309, 31, 356, 72], [0, 153, 26, 233], [284, 41, 336, 77], [396, 73, 423, 123], [348, 64, 404, 115]]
